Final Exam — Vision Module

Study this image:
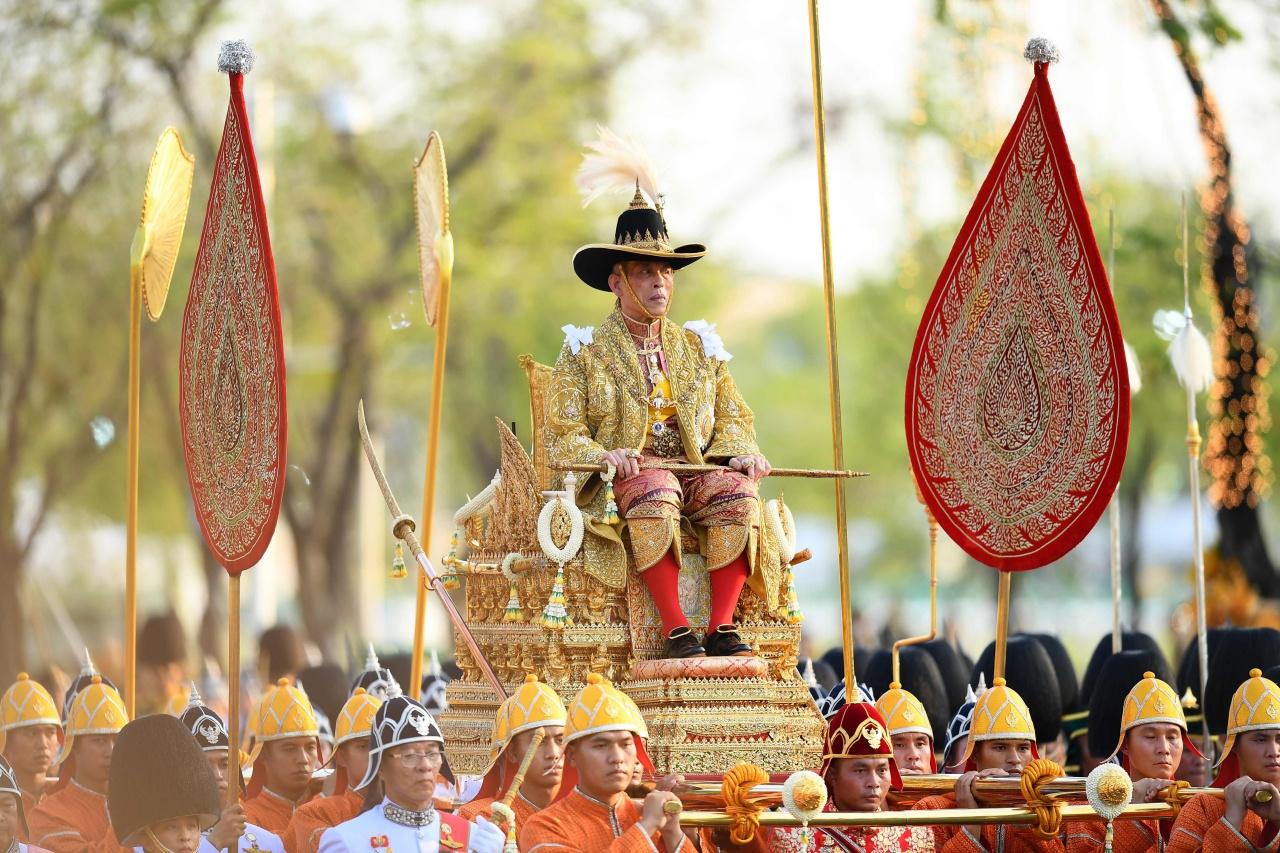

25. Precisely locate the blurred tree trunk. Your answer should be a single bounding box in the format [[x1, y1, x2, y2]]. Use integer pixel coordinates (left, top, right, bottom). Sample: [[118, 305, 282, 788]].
[[1151, 0, 1277, 596]]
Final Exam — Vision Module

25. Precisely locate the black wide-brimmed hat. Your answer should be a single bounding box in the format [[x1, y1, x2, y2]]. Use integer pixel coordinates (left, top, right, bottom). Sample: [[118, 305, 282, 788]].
[[972, 636, 1063, 743], [108, 714, 220, 846], [355, 695, 451, 790], [572, 190, 705, 291], [571, 127, 705, 291]]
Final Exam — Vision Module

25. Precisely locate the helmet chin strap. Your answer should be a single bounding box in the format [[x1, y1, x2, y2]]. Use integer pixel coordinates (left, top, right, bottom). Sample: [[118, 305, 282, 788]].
[[144, 827, 180, 853], [616, 264, 668, 326]]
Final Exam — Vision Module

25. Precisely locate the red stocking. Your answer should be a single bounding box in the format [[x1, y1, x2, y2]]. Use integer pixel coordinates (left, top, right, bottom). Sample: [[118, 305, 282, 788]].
[[642, 551, 689, 635], [708, 555, 749, 631]]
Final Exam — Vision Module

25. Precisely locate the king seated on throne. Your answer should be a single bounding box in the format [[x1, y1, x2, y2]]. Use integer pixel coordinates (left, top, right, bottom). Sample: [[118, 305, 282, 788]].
[[546, 147, 772, 661]]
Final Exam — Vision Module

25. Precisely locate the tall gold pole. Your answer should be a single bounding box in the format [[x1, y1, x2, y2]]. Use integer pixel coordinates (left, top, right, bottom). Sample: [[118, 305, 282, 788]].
[[893, 482, 938, 684], [1107, 209, 1123, 655], [806, 0, 856, 690], [994, 571, 1012, 680], [411, 275, 452, 701], [1181, 193, 1213, 764], [124, 277, 141, 717], [226, 573, 241, 808]]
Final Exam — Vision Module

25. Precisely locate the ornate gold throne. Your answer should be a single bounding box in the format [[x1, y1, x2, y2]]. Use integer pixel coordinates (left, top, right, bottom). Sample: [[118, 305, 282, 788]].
[[437, 356, 825, 775]]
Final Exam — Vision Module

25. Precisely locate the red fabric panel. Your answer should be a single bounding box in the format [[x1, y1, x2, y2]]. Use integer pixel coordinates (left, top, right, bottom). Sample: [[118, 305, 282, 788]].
[[180, 71, 287, 575], [904, 61, 1129, 572]]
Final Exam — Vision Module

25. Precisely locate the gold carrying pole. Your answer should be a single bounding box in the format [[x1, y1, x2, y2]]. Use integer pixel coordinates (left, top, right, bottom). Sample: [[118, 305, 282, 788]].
[[1108, 208, 1123, 654], [677, 801, 1173, 830], [893, 476, 939, 683], [1180, 192, 1213, 765], [410, 132, 455, 700], [226, 573, 241, 808], [124, 270, 141, 717], [994, 571, 1012, 680], [805, 0, 857, 690]]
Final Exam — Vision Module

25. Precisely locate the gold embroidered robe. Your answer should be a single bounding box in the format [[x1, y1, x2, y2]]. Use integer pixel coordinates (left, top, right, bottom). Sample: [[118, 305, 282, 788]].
[[546, 308, 766, 590]]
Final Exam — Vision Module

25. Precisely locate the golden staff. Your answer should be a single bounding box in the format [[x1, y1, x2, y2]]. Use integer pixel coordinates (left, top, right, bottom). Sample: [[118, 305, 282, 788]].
[[410, 131, 454, 700], [552, 462, 867, 479], [358, 400, 507, 700], [125, 127, 195, 715], [994, 571, 1012, 680], [891, 475, 939, 683], [491, 728, 547, 849], [665, 776, 1266, 811], [677, 801, 1173, 830], [805, 0, 858, 690]]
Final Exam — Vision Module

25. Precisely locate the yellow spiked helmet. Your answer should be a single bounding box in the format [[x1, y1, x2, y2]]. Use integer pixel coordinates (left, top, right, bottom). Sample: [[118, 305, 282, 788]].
[[245, 678, 319, 797], [960, 678, 1037, 767], [55, 676, 128, 766], [1219, 668, 1280, 765], [1105, 671, 1198, 761], [876, 682, 933, 739], [565, 674, 644, 745], [476, 676, 567, 800], [334, 688, 381, 748], [0, 673, 62, 753]]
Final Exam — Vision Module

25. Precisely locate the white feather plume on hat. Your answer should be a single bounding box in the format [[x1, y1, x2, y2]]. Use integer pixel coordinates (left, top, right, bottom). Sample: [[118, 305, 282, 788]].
[[575, 125, 662, 208]]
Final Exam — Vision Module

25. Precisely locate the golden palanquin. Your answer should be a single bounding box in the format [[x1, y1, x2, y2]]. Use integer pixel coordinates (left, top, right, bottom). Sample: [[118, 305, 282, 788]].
[[438, 356, 824, 775]]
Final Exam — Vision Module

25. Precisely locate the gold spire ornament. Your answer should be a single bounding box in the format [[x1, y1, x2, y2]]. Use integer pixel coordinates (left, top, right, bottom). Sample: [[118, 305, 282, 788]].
[[410, 130, 455, 700], [125, 127, 196, 716]]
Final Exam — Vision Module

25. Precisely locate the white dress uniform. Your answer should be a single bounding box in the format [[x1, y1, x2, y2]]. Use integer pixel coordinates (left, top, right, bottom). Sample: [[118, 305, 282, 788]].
[[198, 823, 286, 853], [317, 798, 503, 853]]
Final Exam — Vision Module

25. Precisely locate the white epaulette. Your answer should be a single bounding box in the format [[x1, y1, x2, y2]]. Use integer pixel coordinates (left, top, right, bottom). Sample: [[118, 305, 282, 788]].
[[561, 324, 594, 355], [682, 319, 733, 362]]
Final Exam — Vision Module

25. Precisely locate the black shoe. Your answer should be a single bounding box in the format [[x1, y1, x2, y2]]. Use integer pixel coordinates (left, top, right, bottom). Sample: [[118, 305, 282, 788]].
[[664, 626, 706, 659], [704, 625, 752, 657]]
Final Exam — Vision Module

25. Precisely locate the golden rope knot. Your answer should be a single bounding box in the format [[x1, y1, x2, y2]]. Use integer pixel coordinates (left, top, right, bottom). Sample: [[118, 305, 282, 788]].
[[1020, 758, 1065, 840], [722, 762, 769, 846]]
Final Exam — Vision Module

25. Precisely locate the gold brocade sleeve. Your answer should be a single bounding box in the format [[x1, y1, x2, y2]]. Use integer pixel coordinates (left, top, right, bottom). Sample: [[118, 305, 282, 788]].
[[546, 341, 610, 471], [702, 357, 760, 462]]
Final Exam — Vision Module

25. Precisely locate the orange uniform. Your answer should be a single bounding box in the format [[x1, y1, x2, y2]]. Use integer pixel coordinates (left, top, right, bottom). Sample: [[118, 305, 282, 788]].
[[518, 788, 694, 853], [18, 783, 51, 841], [457, 792, 539, 827], [1065, 817, 1166, 852], [26, 781, 127, 853], [1166, 792, 1280, 852], [912, 792, 1063, 853], [282, 790, 363, 853], [243, 788, 314, 836]]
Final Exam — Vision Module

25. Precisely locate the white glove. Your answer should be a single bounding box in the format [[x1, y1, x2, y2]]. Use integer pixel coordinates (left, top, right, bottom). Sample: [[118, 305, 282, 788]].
[[466, 816, 507, 853]]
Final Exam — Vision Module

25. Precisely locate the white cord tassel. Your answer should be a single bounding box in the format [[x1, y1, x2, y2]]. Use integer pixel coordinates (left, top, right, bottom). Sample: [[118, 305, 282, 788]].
[[575, 125, 663, 208], [1167, 317, 1214, 394]]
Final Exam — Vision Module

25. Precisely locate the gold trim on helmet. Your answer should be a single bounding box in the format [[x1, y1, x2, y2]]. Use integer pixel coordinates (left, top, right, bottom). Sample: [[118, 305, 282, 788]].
[[0, 673, 62, 754], [1105, 671, 1188, 761], [55, 676, 127, 766], [959, 678, 1035, 766], [564, 674, 645, 745], [1219, 668, 1280, 765], [875, 682, 933, 739]]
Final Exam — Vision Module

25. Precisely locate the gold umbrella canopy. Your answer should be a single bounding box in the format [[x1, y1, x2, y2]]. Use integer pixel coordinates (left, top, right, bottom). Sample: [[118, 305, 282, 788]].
[[130, 127, 196, 321], [413, 131, 453, 327]]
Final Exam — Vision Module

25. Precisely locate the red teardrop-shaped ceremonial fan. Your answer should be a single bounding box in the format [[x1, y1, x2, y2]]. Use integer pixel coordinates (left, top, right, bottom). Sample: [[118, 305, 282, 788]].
[[905, 39, 1129, 572], [179, 40, 287, 576]]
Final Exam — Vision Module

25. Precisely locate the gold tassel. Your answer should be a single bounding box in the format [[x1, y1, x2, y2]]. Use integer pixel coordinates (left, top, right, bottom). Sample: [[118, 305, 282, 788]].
[[390, 542, 407, 579], [540, 563, 572, 629], [502, 580, 525, 623], [782, 563, 804, 624]]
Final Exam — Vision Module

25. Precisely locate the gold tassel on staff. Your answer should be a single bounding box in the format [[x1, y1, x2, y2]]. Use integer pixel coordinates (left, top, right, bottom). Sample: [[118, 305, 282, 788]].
[[805, 0, 859, 691], [125, 127, 195, 715], [409, 132, 454, 700]]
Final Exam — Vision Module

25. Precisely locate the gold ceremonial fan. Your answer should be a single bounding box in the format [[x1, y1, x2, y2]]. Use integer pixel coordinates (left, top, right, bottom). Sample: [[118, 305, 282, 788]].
[[130, 127, 196, 321], [413, 131, 453, 327]]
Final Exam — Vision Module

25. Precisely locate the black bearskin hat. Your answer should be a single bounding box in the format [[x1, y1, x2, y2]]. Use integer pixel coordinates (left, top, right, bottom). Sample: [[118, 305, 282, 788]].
[[1205, 627, 1280, 737], [108, 715, 220, 846], [972, 636, 1063, 744], [1086, 649, 1169, 759], [1080, 632, 1167, 709], [257, 625, 307, 683], [1024, 633, 1080, 714], [919, 639, 972, 715], [137, 612, 187, 667]]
